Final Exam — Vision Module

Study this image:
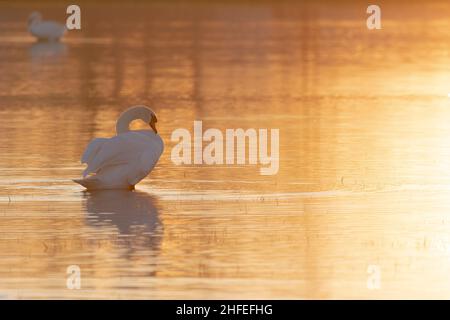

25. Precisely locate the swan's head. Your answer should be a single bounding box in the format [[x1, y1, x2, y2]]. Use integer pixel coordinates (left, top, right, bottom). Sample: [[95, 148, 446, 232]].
[[148, 110, 158, 134], [137, 106, 158, 134], [28, 11, 42, 26], [117, 105, 158, 134]]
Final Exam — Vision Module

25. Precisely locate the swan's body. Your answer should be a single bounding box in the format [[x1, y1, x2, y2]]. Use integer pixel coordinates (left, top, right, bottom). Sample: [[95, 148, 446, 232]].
[[28, 12, 66, 42], [74, 106, 163, 190]]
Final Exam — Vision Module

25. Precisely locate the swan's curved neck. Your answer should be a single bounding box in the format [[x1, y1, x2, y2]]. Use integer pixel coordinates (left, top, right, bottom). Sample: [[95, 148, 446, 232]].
[[116, 111, 139, 134], [116, 106, 154, 135]]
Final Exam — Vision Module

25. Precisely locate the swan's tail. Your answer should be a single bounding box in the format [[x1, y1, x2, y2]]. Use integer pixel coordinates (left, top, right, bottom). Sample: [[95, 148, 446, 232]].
[[73, 177, 134, 191], [73, 176, 100, 190]]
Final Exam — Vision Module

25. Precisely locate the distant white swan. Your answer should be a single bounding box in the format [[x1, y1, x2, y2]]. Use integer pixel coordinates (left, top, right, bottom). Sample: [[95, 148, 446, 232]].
[[28, 11, 66, 41], [74, 106, 164, 190]]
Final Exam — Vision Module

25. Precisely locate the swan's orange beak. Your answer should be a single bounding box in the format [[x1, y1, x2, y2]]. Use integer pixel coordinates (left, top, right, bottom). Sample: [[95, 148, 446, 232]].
[[149, 115, 158, 134]]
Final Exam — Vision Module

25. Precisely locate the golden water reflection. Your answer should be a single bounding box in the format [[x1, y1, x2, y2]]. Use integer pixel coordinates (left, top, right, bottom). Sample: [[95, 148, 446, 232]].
[[0, 1, 450, 298]]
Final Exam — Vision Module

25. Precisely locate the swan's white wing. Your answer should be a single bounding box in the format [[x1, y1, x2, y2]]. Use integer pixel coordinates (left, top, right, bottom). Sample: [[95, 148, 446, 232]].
[[83, 131, 163, 180], [83, 135, 138, 177], [81, 137, 109, 164]]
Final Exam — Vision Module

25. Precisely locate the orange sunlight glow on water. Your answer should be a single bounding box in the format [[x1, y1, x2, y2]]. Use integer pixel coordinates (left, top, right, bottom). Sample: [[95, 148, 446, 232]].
[[0, 1, 450, 299]]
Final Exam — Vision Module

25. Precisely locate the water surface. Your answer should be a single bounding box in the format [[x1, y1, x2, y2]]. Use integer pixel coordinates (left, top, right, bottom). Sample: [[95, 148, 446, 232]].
[[1, 1, 450, 299]]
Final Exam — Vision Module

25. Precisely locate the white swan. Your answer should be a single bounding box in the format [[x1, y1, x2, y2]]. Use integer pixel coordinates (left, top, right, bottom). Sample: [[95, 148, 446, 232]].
[[28, 12, 66, 42], [74, 106, 164, 190]]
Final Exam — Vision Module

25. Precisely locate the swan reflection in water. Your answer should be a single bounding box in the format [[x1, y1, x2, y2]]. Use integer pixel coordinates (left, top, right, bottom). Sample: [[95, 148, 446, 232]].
[[82, 190, 163, 252], [29, 41, 67, 62]]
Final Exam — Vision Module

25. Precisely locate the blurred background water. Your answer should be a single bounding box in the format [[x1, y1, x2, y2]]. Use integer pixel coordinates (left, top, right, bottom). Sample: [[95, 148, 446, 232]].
[[0, 0, 450, 298]]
